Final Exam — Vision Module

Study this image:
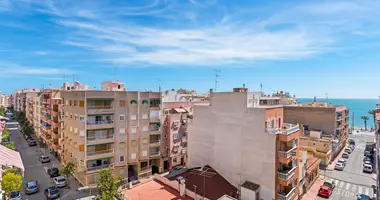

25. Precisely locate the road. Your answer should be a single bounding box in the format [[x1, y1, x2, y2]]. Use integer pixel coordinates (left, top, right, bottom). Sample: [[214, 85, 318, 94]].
[[316, 131, 376, 200], [6, 121, 96, 200]]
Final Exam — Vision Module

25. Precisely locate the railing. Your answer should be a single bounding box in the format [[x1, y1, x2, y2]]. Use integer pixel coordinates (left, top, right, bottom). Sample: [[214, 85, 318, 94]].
[[141, 166, 151, 171], [267, 124, 299, 135], [149, 127, 160, 132], [87, 164, 113, 171], [87, 120, 114, 125], [87, 149, 114, 156], [149, 151, 160, 156], [277, 166, 297, 180], [150, 139, 160, 144], [87, 105, 113, 110], [87, 134, 114, 141], [278, 146, 297, 158], [150, 116, 160, 120], [278, 187, 296, 200]]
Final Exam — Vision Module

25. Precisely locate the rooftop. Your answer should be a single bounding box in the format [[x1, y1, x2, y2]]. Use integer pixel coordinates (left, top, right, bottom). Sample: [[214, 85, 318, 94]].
[[122, 179, 192, 200], [286, 101, 347, 109], [168, 166, 238, 200]]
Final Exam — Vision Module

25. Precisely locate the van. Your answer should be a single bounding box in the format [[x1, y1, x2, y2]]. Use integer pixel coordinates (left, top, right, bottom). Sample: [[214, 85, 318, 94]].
[[363, 164, 373, 173]]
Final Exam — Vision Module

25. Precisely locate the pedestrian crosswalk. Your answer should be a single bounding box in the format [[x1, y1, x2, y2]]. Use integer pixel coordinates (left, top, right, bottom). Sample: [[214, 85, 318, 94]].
[[327, 178, 374, 198]]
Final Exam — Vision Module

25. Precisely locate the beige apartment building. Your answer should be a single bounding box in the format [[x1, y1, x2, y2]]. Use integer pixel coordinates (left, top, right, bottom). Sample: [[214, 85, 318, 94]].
[[60, 84, 163, 185], [188, 90, 301, 200], [284, 102, 349, 160]]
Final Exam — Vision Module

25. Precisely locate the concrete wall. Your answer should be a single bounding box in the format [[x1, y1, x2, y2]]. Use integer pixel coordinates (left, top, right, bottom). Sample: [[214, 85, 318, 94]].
[[284, 106, 336, 136], [188, 92, 276, 200]]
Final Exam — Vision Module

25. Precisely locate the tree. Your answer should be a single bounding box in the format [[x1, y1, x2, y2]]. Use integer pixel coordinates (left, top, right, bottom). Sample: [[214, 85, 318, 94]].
[[368, 109, 376, 129], [0, 106, 5, 116], [361, 116, 370, 130], [59, 161, 76, 188], [2, 128, 10, 142], [96, 169, 122, 200], [4, 142, 16, 150], [1, 172, 22, 195]]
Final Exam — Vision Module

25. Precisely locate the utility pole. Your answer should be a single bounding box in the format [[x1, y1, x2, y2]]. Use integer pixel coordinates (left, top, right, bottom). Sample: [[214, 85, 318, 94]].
[[213, 70, 221, 92], [260, 84, 263, 94]]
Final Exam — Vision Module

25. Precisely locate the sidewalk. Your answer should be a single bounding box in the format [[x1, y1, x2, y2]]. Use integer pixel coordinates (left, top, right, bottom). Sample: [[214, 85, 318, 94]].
[[326, 146, 346, 171], [301, 176, 326, 200]]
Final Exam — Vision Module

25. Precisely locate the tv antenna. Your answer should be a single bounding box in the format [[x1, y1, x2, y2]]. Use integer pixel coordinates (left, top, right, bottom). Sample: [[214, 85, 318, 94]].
[[214, 70, 221, 92]]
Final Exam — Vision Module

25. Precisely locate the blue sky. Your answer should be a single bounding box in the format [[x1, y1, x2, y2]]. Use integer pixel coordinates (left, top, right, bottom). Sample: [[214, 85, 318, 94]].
[[0, 0, 380, 98]]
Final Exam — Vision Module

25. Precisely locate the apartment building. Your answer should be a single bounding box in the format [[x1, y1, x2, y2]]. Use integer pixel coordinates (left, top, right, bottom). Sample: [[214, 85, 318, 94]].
[[284, 102, 349, 160], [60, 83, 163, 186], [39, 89, 63, 159], [0, 93, 10, 108], [188, 90, 301, 200], [375, 104, 380, 198]]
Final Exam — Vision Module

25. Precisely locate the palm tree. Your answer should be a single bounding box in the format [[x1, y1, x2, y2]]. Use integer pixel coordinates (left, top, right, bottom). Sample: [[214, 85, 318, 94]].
[[361, 116, 369, 130], [368, 109, 376, 129]]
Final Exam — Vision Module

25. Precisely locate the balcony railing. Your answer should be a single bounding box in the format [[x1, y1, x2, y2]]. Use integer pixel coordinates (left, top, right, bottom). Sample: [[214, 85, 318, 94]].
[[278, 166, 297, 180], [87, 149, 114, 156], [278, 146, 297, 158], [149, 151, 160, 156], [278, 187, 296, 200], [87, 134, 114, 141], [87, 120, 114, 125], [87, 164, 113, 171], [267, 124, 299, 135], [87, 105, 113, 110]]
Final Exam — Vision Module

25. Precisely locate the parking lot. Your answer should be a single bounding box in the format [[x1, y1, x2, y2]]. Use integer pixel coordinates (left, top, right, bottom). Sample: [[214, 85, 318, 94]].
[[6, 121, 95, 200]]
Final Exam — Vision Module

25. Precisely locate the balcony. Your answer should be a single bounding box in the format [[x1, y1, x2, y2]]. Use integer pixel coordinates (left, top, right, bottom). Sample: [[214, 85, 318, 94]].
[[87, 99, 114, 114], [278, 145, 297, 164], [278, 165, 297, 186], [87, 131, 114, 145], [268, 124, 300, 141], [87, 158, 114, 173], [149, 135, 160, 146], [278, 187, 296, 200], [87, 149, 114, 160], [87, 119, 114, 130], [149, 98, 161, 109], [149, 147, 160, 157]]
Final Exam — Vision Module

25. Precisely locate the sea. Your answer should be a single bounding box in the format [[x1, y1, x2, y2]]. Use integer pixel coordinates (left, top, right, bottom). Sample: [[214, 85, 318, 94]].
[[298, 98, 379, 129]]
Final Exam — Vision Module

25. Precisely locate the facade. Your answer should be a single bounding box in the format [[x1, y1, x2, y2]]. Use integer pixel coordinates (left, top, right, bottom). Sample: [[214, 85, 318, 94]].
[[60, 87, 163, 185], [188, 91, 301, 200], [375, 104, 380, 199], [62, 81, 88, 91], [0, 93, 10, 108], [161, 102, 194, 170], [162, 89, 208, 102], [272, 91, 297, 105], [299, 130, 332, 168], [284, 102, 349, 160]]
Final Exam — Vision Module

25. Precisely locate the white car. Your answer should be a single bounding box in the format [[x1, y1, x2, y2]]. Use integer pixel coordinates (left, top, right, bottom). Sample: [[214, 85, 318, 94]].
[[334, 162, 345, 171], [337, 159, 347, 166], [363, 161, 372, 167], [344, 147, 352, 154], [53, 176, 67, 188], [363, 164, 373, 173]]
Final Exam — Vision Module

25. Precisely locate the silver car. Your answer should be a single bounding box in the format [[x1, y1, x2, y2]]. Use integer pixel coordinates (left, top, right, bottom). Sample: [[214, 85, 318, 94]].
[[53, 176, 67, 188], [9, 191, 22, 200], [334, 162, 344, 171]]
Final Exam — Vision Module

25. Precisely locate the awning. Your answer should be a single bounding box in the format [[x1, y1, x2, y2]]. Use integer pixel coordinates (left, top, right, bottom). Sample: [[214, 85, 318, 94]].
[[0, 144, 25, 174], [130, 100, 138, 104], [173, 108, 187, 113], [142, 100, 149, 104]]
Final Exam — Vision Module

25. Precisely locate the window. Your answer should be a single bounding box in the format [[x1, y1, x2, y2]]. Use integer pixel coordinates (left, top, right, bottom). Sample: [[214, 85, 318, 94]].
[[66, 100, 69, 105], [142, 126, 148, 132], [70, 126, 73, 132], [142, 150, 147, 157], [74, 100, 77, 106], [120, 156, 125, 162], [142, 138, 148, 144], [131, 140, 137, 146], [79, 101, 84, 107], [74, 114, 78, 120], [141, 161, 148, 168], [80, 115, 85, 122], [69, 100, 72, 106], [65, 112, 68, 118], [173, 158, 177, 163], [173, 133, 179, 140], [120, 115, 125, 121], [164, 109, 169, 115], [119, 128, 125, 135], [79, 145, 84, 152], [80, 130, 85, 137], [74, 128, 78, 134], [119, 100, 126, 107], [130, 115, 137, 120], [70, 113, 73, 119], [142, 114, 148, 119], [119, 142, 126, 148], [131, 127, 137, 133], [131, 153, 136, 159]]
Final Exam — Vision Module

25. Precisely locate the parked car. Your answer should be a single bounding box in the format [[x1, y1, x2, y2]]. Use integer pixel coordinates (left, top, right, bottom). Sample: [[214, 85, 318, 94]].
[[47, 168, 60, 177], [323, 179, 336, 190], [342, 152, 349, 158], [318, 185, 333, 198], [363, 157, 372, 162], [349, 145, 355, 150], [44, 186, 60, 200], [9, 191, 22, 200], [364, 151, 372, 156], [39, 155, 50, 163], [363, 160, 372, 167], [344, 147, 353, 154], [169, 165, 185, 173], [363, 164, 373, 173], [338, 159, 347, 166], [25, 181, 39, 194], [27, 139, 37, 146], [357, 193, 371, 200], [335, 162, 345, 171], [53, 176, 67, 188]]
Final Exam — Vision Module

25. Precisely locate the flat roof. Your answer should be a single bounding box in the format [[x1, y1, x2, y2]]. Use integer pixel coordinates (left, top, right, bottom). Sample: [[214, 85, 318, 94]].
[[122, 180, 192, 200]]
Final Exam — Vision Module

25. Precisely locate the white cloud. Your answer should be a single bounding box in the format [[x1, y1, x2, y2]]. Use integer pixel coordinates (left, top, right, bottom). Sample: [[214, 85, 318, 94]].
[[1, 62, 73, 75], [33, 51, 49, 55]]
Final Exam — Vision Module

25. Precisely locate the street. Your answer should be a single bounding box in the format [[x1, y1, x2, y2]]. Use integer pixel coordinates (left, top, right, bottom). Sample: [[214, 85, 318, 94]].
[[316, 131, 376, 200], [6, 121, 95, 200]]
